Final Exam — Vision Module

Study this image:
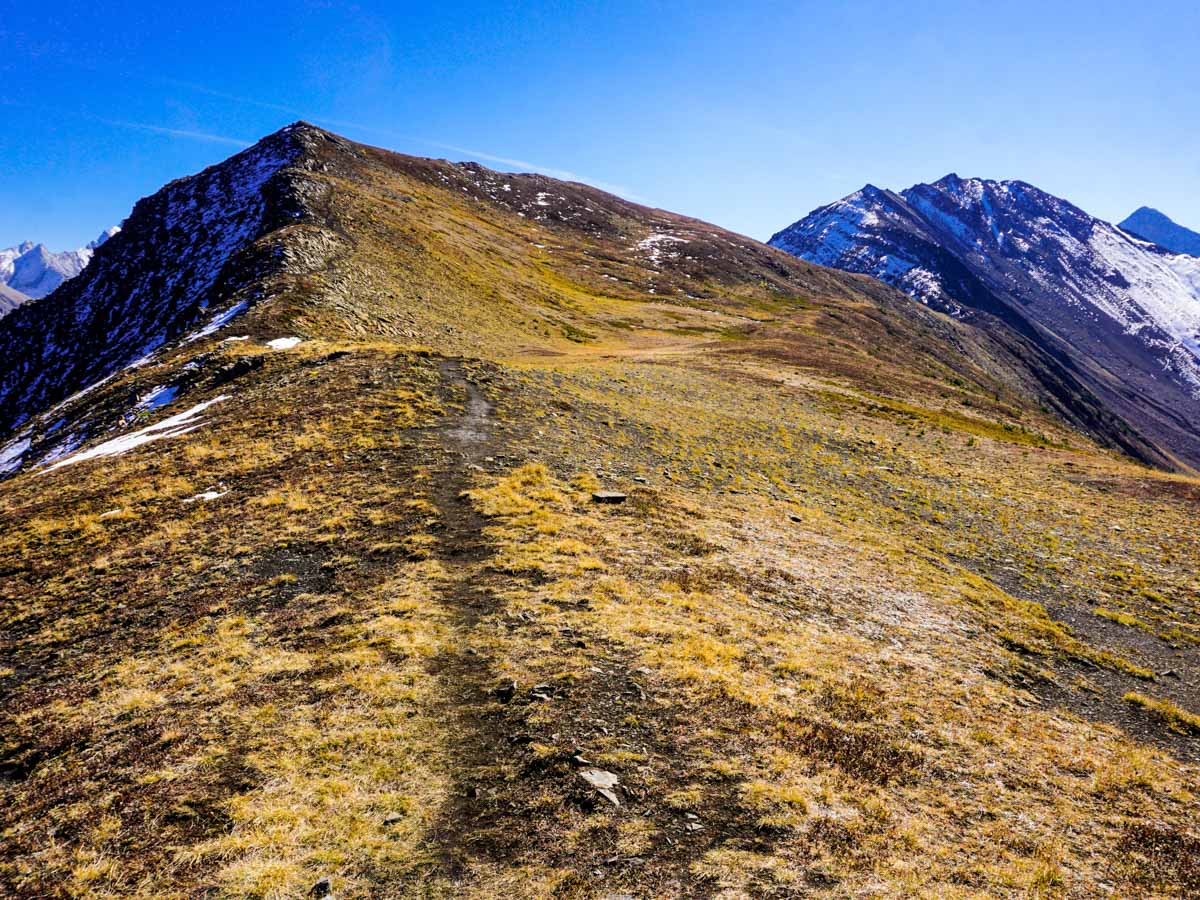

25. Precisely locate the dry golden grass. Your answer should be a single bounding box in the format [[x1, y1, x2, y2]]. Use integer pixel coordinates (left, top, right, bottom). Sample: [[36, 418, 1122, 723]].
[[2, 130, 1199, 898]]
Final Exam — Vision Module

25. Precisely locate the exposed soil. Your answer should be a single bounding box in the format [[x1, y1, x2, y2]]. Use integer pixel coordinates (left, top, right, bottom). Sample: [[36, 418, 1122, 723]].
[[957, 553, 1200, 763]]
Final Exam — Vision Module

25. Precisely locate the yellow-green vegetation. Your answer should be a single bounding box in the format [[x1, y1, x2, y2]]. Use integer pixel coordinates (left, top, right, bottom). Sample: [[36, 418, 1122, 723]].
[[1124, 692, 1200, 736], [2, 129, 1198, 898]]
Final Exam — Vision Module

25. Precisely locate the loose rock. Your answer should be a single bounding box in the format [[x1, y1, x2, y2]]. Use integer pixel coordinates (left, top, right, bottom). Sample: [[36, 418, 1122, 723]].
[[592, 491, 627, 504], [579, 768, 621, 806], [491, 680, 517, 703]]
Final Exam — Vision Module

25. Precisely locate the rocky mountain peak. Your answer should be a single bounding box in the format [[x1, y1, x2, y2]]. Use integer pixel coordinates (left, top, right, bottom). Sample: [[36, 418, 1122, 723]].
[[0, 123, 320, 437], [770, 177, 1200, 470]]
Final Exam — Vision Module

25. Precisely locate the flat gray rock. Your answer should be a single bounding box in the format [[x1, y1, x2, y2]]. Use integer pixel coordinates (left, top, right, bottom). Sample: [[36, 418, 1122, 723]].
[[578, 768, 621, 806]]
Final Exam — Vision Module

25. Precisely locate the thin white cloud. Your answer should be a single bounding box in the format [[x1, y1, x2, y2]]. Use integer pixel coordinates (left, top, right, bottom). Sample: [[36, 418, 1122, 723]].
[[0, 98, 251, 148], [160, 82, 648, 202], [421, 141, 647, 203], [100, 118, 251, 148]]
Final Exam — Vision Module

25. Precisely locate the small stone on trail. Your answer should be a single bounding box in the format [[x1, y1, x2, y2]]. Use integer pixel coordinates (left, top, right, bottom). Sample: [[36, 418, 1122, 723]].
[[579, 768, 621, 807], [633, 476, 647, 483], [789, 514, 803, 523], [383, 812, 404, 826], [592, 491, 627, 504], [309, 876, 333, 898]]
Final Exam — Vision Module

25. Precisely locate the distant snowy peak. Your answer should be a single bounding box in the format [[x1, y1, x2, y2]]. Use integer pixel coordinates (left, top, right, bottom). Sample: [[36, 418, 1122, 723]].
[[1119, 207, 1200, 258], [770, 174, 1200, 469], [771, 175, 1200, 375], [0, 226, 122, 306], [770, 184, 959, 308]]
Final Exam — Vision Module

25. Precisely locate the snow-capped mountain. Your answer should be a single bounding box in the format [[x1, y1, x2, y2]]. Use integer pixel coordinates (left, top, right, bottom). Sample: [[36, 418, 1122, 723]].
[[1120, 207, 1200, 258], [770, 175, 1200, 470], [0, 228, 120, 310]]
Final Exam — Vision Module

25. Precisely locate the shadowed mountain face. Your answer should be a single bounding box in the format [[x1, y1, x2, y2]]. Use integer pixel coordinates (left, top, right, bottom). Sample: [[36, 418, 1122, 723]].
[[1121, 206, 1200, 257], [2, 124, 1200, 899], [0, 131, 304, 436], [770, 176, 1200, 470]]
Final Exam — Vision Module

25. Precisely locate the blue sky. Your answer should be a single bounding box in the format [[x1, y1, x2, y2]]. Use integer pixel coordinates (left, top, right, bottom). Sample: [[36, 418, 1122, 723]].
[[2, 0, 1198, 250]]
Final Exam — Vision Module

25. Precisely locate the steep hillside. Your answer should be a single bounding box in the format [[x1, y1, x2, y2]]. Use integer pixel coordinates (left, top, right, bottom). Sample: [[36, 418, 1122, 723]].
[[1, 126, 1198, 899], [1121, 206, 1200, 257], [770, 176, 1200, 471]]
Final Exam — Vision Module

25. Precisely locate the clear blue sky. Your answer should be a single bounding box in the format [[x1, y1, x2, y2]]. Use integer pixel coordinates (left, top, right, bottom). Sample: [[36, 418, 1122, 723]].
[[2, 0, 1198, 250]]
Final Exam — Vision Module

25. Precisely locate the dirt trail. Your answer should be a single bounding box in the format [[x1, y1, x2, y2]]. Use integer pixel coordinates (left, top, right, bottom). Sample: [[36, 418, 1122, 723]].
[[413, 358, 520, 880], [426, 359, 496, 569], [409, 358, 787, 894]]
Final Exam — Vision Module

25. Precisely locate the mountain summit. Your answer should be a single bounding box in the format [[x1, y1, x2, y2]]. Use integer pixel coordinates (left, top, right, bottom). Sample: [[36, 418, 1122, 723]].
[[771, 175, 1200, 470], [2, 126, 1199, 898], [1120, 206, 1200, 257]]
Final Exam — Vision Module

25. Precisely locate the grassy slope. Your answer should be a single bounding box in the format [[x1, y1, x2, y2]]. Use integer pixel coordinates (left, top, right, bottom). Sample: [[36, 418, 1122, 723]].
[[1, 129, 1198, 898]]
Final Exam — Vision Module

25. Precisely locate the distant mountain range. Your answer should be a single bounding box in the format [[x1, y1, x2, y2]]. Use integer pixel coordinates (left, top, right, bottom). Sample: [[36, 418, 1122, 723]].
[[0, 228, 119, 316], [1120, 206, 1200, 257], [770, 175, 1200, 470]]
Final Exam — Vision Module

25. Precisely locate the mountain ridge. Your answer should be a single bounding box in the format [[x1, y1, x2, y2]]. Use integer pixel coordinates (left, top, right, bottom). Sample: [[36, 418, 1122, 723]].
[[0, 123, 1066, 460], [2, 124, 1199, 899]]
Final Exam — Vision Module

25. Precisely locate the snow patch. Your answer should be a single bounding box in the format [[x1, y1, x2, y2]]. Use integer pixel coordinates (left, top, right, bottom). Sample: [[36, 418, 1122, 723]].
[[266, 336, 303, 350], [39, 433, 85, 467], [136, 384, 179, 411], [636, 233, 689, 266], [186, 301, 249, 342], [1, 437, 30, 474], [40, 395, 229, 473], [183, 488, 229, 503]]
